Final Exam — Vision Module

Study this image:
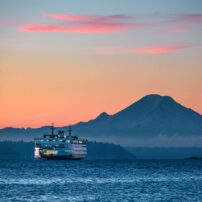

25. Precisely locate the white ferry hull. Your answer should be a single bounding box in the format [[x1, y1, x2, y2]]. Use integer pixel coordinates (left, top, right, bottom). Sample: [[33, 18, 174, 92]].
[[34, 125, 87, 160]]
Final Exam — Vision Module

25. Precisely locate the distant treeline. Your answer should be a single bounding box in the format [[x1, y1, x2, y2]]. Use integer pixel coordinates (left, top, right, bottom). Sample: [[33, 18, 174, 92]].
[[0, 141, 135, 160], [1, 141, 201, 159]]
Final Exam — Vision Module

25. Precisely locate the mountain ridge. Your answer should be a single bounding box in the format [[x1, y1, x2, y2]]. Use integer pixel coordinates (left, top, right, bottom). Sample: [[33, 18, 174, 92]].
[[73, 94, 202, 137], [1, 94, 202, 146]]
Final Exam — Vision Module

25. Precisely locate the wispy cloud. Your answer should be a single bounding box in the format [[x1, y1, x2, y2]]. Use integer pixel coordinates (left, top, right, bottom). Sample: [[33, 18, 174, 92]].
[[45, 14, 131, 22], [18, 13, 202, 34], [20, 13, 142, 34], [91, 44, 194, 55], [131, 45, 193, 54], [20, 22, 136, 34]]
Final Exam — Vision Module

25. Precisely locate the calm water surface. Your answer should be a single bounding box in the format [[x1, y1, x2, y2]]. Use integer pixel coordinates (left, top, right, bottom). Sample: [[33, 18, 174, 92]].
[[0, 159, 202, 201]]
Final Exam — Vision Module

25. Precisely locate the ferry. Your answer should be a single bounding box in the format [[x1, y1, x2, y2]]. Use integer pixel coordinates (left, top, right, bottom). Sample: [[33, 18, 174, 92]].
[[34, 124, 87, 160]]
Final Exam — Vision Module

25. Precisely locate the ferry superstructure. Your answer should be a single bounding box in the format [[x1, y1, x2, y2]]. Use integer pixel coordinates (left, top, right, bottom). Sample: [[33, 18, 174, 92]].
[[34, 125, 87, 160]]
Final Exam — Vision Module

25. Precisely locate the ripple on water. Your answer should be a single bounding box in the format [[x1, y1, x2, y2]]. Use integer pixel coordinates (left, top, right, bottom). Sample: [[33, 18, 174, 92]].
[[0, 159, 202, 201]]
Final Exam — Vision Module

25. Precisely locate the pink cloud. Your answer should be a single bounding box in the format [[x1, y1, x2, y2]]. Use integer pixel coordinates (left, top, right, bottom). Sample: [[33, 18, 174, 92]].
[[46, 14, 95, 21], [45, 14, 130, 22], [131, 45, 193, 54], [19, 13, 141, 34], [19, 13, 202, 35], [20, 22, 135, 34], [91, 45, 195, 55]]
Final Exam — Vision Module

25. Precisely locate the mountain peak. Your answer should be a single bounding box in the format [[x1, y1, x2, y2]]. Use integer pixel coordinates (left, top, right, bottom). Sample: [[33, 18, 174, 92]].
[[142, 94, 162, 99], [128, 94, 177, 109], [117, 94, 171, 114], [96, 112, 110, 120], [140, 94, 174, 101]]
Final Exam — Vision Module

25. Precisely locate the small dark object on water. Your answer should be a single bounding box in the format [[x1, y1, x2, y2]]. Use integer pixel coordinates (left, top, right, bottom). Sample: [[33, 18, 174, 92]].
[[186, 156, 202, 160]]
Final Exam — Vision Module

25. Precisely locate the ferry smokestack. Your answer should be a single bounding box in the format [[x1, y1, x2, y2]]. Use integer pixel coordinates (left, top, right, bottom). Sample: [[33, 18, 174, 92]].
[[68, 125, 72, 136], [51, 122, 54, 135]]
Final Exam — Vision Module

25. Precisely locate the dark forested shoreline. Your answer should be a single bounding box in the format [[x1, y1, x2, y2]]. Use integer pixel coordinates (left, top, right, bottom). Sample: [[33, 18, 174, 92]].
[[0, 141, 135, 160]]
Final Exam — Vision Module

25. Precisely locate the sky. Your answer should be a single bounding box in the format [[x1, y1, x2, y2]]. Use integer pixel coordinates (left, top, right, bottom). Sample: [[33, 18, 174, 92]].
[[0, 0, 202, 128]]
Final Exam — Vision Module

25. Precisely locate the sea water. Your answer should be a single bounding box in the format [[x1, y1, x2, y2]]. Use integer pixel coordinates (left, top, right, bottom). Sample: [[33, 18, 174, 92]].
[[0, 159, 201, 201]]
